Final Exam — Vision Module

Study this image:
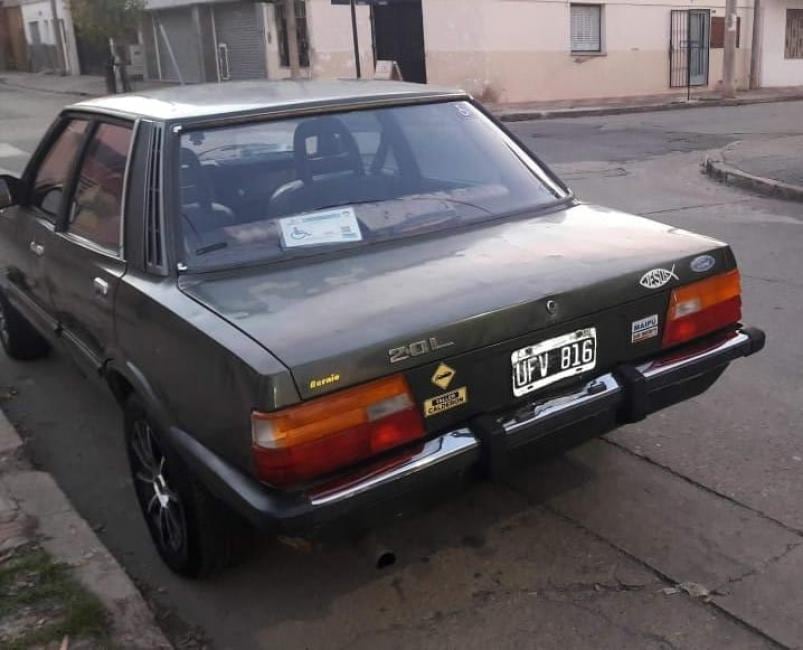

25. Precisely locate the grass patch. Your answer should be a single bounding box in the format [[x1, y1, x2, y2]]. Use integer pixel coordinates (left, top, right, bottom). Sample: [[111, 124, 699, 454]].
[[0, 544, 110, 648]]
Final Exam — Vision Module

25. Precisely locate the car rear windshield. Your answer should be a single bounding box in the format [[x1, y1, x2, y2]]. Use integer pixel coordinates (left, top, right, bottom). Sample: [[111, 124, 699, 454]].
[[178, 100, 565, 270]]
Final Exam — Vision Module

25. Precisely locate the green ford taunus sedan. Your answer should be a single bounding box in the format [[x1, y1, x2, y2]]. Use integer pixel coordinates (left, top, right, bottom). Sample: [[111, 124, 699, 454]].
[[0, 81, 765, 577]]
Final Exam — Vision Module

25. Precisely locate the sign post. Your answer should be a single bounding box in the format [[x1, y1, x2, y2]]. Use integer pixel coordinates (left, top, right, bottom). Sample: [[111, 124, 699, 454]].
[[350, 0, 361, 78]]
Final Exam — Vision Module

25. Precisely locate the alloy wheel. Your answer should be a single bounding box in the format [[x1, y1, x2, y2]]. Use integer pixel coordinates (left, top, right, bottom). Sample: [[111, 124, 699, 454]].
[[130, 420, 187, 556], [0, 299, 9, 347]]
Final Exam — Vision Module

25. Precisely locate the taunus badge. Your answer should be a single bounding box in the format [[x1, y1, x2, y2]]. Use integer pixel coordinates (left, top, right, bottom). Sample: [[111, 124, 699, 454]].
[[690, 255, 716, 273], [639, 265, 679, 289]]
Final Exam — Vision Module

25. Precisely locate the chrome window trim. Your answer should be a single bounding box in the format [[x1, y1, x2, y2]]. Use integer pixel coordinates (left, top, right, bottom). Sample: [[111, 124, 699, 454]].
[[119, 118, 141, 258], [64, 118, 138, 260], [56, 230, 123, 260]]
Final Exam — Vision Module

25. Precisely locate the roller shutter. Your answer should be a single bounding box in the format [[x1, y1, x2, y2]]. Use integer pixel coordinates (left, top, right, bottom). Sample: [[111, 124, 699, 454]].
[[213, 2, 267, 80]]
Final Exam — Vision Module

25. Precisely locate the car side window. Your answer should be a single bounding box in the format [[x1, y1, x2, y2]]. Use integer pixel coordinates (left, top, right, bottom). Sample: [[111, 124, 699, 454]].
[[68, 122, 133, 254], [30, 120, 88, 218]]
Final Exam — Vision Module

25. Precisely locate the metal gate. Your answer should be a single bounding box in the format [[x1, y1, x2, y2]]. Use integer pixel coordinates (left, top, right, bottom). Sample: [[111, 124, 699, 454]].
[[669, 9, 710, 90], [153, 9, 203, 83], [372, 0, 427, 83]]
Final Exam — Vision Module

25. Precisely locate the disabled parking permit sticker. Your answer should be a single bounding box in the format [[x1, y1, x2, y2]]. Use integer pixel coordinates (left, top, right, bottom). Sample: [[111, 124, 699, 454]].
[[279, 207, 363, 248], [631, 314, 659, 343]]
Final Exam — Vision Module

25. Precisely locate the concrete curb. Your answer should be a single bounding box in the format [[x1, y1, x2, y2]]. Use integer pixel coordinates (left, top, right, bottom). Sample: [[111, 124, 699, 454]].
[[702, 157, 803, 203], [0, 409, 173, 649], [496, 93, 803, 122]]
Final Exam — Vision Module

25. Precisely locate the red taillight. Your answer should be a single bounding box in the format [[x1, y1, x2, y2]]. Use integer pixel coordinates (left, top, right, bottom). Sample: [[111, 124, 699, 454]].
[[251, 375, 424, 487], [662, 270, 742, 348]]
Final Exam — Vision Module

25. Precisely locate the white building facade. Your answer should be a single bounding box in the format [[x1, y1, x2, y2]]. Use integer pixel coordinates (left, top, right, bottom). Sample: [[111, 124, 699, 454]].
[[758, 0, 803, 86], [17, 0, 80, 74], [138, 0, 803, 104]]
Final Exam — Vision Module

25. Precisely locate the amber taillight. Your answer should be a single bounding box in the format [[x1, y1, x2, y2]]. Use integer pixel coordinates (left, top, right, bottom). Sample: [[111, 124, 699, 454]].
[[662, 269, 742, 348], [251, 375, 424, 487]]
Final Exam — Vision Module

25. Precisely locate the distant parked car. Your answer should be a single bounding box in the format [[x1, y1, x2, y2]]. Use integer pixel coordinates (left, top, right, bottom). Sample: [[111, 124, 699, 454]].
[[0, 81, 765, 577]]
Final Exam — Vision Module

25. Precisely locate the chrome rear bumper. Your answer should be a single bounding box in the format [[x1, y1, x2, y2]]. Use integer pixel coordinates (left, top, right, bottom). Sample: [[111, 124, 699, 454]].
[[178, 327, 764, 532], [299, 327, 764, 519]]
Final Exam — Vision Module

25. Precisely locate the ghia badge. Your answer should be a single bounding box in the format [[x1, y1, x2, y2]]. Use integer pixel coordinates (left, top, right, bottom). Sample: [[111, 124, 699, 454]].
[[639, 265, 679, 289]]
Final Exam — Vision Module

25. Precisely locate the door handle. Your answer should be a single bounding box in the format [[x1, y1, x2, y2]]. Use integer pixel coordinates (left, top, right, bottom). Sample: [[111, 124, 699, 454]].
[[29, 241, 45, 256], [93, 277, 110, 297]]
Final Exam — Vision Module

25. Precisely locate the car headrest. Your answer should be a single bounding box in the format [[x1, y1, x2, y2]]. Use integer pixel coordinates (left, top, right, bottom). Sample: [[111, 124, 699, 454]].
[[293, 116, 363, 184]]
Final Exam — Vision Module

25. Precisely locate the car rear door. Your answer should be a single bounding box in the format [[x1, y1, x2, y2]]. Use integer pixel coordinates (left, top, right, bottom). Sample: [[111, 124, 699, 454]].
[[0, 118, 91, 337], [44, 117, 136, 374]]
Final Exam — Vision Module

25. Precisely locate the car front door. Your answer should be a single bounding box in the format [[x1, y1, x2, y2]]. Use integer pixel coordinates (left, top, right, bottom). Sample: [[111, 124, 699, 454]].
[[45, 118, 135, 374], [0, 118, 91, 337]]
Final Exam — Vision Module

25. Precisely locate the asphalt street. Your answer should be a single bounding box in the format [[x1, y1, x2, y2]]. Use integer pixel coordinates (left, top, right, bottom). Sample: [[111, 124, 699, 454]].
[[1, 81, 802, 649]]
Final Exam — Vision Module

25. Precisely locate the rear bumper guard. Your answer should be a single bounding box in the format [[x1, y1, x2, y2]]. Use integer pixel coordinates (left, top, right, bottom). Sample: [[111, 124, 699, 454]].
[[179, 327, 765, 532]]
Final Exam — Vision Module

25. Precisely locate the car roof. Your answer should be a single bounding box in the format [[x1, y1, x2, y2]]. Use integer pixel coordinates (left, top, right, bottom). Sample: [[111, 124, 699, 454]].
[[68, 80, 468, 123]]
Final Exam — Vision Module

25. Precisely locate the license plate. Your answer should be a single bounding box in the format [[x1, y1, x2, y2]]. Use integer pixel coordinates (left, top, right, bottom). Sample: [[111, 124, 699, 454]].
[[511, 328, 597, 397]]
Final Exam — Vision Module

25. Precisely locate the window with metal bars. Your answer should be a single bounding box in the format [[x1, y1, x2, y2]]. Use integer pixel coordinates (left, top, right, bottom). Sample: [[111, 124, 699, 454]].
[[570, 4, 603, 53], [786, 9, 803, 59], [276, 0, 310, 68]]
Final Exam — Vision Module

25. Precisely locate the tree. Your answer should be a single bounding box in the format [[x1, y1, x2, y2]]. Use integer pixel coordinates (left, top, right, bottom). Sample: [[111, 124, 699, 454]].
[[70, 0, 144, 45]]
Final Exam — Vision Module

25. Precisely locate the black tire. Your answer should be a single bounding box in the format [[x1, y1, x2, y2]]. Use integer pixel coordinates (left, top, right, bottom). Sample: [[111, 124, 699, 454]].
[[0, 291, 49, 361], [124, 395, 251, 578]]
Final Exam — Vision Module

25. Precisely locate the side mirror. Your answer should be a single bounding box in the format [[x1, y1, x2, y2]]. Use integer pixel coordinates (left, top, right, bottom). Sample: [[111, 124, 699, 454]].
[[0, 175, 23, 210]]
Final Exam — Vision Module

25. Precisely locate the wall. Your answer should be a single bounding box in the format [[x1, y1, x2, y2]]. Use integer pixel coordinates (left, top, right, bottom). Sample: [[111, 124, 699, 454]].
[[18, 0, 80, 74], [760, 0, 803, 86], [421, 0, 754, 104], [304, 0, 373, 80]]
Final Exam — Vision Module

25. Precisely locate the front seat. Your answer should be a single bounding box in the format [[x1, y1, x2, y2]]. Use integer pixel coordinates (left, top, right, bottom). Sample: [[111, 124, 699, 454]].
[[270, 116, 365, 217]]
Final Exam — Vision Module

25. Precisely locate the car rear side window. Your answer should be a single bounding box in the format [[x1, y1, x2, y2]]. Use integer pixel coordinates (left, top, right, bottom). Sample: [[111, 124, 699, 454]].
[[68, 122, 133, 254], [31, 119, 88, 218]]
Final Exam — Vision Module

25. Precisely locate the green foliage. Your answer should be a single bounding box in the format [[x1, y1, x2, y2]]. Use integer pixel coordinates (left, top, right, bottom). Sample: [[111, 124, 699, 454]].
[[70, 0, 144, 43]]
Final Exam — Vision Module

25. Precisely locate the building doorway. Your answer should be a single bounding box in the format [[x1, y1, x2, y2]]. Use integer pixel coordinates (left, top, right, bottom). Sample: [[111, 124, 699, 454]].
[[670, 9, 711, 88], [372, 0, 426, 83]]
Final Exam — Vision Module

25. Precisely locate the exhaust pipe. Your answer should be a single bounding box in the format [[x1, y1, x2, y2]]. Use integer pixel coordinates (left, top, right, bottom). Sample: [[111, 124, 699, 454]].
[[357, 531, 396, 570]]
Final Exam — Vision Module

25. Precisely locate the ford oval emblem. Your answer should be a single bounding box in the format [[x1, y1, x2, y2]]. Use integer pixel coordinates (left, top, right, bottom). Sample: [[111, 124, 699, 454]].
[[690, 255, 716, 273]]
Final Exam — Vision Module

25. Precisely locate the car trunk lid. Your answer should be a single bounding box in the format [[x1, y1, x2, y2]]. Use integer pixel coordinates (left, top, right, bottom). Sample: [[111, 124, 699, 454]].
[[179, 204, 733, 411]]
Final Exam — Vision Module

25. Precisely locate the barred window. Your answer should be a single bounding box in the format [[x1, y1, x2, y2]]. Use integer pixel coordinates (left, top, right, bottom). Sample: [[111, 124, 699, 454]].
[[277, 0, 310, 68], [786, 9, 803, 59], [571, 4, 603, 53]]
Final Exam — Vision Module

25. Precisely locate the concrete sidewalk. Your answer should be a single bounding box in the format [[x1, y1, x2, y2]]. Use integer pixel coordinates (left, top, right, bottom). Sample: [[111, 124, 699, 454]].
[[0, 71, 167, 98], [491, 86, 803, 121], [0, 408, 172, 649], [4, 70, 803, 122], [703, 136, 803, 202]]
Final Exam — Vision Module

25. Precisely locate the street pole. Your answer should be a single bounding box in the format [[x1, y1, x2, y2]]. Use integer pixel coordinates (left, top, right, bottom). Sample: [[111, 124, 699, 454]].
[[722, 0, 738, 98], [749, 0, 762, 89], [284, 0, 301, 79], [49, 0, 67, 74], [350, 0, 361, 78]]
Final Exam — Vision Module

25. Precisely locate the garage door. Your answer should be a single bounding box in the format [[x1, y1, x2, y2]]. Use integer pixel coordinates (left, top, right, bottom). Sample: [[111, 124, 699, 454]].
[[153, 8, 203, 83], [213, 2, 267, 80]]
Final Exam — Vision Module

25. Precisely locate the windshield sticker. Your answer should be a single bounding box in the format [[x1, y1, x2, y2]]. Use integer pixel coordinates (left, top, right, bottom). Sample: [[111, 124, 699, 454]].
[[639, 265, 678, 289], [631, 315, 659, 343], [424, 387, 468, 417], [279, 207, 362, 248]]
